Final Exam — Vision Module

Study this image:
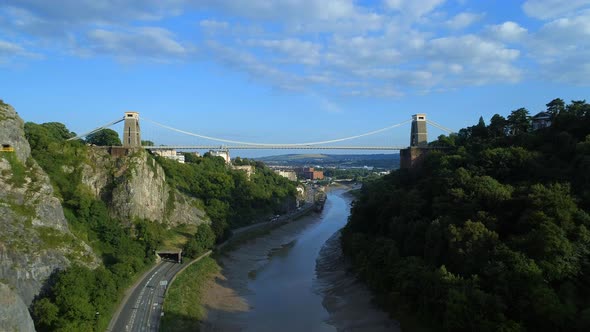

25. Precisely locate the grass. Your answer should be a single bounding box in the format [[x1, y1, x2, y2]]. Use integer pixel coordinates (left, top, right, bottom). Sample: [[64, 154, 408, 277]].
[[160, 256, 220, 332], [1, 152, 27, 187], [161, 223, 197, 251]]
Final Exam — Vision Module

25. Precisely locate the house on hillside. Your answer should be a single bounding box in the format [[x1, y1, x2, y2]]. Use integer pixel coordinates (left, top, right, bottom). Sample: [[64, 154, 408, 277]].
[[532, 111, 552, 130]]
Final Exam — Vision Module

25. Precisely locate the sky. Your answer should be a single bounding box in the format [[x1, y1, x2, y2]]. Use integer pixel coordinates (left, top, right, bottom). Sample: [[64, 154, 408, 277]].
[[1, 0, 589, 157]]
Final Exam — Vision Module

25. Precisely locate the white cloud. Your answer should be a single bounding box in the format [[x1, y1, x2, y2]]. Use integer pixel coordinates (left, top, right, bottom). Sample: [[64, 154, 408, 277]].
[[522, 0, 590, 19], [83, 27, 190, 61], [0, 39, 41, 62], [528, 12, 590, 83], [0, 40, 27, 56], [3, 0, 588, 94], [445, 12, 484, 30], [196, 0, 384, 33], [2, 0, 180, 24], [428, 35, 519, 63], [426, 35, 521, 84], [246, 38, 322, 66], [487, 21, 528, 42], [384, 0, 446, 18], [199, 19, 229, 31]]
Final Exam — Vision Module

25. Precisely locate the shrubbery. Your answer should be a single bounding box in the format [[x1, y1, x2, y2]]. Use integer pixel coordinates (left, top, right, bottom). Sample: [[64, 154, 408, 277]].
[[342, 99, 590, 331], [156, 154, 297, 240], [25, 123, 163, 331]]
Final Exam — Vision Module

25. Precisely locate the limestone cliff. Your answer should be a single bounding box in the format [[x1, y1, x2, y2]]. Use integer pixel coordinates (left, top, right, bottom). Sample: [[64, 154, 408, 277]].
[[0, 102, 99, 324], [82, 148, 207, 226], [0, 283, 35, 332]]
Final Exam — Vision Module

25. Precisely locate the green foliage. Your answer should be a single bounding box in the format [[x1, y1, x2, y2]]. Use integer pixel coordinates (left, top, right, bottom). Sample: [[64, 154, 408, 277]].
[[141, 140, 154, 146], [25, 121, 160, 331], [160, 256, 219, 332], [183, 223, 216, 258], [1, 151, 27, 187], [156, 154, 297, 240], [342, 99, 590, 331], [85, 128, 121, 146], [323, 167, 373, 180]]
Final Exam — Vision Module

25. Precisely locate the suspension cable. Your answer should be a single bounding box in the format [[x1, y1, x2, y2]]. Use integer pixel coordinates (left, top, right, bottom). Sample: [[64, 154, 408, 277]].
[[426, 119, 454, 134], [142, 117, 412, 146], [67, 117, 125, 141]]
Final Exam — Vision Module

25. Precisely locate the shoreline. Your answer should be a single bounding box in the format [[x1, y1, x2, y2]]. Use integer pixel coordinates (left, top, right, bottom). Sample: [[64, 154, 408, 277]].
[[315, 231, 401, 331], [162, 184, 401, 332], [199, 211, 324, 331]]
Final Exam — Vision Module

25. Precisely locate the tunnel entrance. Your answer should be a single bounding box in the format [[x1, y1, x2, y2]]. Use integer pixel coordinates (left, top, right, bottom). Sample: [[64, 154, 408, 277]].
[[157, 250, 182, 263]]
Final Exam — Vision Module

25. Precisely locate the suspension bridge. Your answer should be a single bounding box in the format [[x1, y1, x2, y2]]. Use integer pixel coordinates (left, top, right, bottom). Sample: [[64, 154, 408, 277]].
[[67, 112, 454, 152]]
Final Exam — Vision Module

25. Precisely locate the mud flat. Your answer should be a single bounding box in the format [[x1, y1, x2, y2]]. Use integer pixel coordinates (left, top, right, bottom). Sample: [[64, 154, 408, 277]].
[[199, 189, 400, 332]]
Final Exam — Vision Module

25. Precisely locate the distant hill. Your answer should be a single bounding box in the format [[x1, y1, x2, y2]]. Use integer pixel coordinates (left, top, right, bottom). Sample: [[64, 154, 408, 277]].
[[255, 153, 400, 169]]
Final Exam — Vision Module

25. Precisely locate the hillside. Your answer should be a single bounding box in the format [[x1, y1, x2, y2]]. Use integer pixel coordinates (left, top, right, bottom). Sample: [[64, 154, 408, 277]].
[[1, 99, 298, 330], [0, 101, 99, 331], [342, 99, 590, 331]]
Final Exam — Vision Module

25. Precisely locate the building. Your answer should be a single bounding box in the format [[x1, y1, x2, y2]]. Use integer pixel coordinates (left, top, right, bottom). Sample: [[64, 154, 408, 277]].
[[152, 148, 185, 163], [209, 150, 230, 164], [532, 111, 552, 130], [297, 167, 324, 180], [274, 169, 297, 181], [233, 165, 255, 179]]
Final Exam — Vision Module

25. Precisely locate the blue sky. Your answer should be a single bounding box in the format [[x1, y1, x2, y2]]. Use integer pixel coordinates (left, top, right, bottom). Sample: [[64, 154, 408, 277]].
[[1, 0, 589, 157]]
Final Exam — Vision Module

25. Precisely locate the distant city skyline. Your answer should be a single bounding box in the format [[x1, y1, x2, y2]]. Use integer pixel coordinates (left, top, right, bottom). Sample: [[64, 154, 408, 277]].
[[1, 0, 588, 157]]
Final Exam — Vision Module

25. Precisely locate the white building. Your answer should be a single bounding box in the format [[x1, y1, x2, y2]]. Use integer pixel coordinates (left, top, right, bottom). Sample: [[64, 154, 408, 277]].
[[233, 165, 255, 179], [209, 150, 230, 164], [152, 148, 185, 163], [275, 169, 297, 182]]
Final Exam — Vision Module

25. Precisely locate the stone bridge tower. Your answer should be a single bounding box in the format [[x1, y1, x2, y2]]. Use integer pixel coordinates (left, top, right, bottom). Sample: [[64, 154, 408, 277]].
[[401, 113, 429, 169], [410, 113, 427, 147], [123, 112, 141, 147]]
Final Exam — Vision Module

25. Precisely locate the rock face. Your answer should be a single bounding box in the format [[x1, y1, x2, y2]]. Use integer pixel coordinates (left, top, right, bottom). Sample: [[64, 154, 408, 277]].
[[0, 283, 36, 332], [82, 148, 207, 226], [0, 102, 99, 325], [0, 102, 30, 163]]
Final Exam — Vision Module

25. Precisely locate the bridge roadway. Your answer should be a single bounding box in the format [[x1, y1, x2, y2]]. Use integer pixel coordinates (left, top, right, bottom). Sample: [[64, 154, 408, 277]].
[[109, 261, 184, 332], [144, 145, 407, 150]]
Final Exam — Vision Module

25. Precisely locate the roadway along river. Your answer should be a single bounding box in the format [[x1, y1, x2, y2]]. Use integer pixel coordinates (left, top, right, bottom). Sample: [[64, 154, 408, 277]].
[[200, 188, 399, 331], [110, 261, 184, 332]]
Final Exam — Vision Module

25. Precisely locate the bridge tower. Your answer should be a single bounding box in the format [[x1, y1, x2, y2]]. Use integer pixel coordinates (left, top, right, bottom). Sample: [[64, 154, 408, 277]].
[[123, 112, 141, 147], [410, 113, 427, 147], [401, 113, 429, 169]]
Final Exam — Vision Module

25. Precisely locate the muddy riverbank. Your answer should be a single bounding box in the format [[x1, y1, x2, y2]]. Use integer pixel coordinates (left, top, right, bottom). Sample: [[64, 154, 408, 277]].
[[199, 189, 399, 331]]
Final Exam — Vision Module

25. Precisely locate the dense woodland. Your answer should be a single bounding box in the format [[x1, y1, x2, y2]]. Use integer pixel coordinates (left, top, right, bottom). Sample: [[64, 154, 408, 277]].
[[22, 123, 296, 331], [342, 99, 590, 332]]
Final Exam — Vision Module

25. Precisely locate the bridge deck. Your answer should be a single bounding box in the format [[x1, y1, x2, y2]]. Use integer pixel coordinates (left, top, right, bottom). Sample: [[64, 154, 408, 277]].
[[144, 145, 408, 150]]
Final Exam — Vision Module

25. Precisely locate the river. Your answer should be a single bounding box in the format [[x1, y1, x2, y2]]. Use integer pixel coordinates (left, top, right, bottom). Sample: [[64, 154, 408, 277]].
[[200, 188, 400, 331]]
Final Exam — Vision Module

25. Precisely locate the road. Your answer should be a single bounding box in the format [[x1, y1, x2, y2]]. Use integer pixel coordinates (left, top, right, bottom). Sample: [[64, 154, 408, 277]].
[[109, 261, 184, 332], [108, 204, 315, 332]]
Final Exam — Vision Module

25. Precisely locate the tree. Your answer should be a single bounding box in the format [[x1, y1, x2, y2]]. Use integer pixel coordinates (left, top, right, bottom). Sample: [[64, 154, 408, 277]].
[[546, 98, 565, 118], [86, 129, 121, 146], [566, 100, 590, 117], [488, 114, 508, 138], [32, 298, 59, 330], [472, 116, 489, 139], [184, 224, 216, 257], [141, 140, 154, 146], [507, 108, 531, 135]]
